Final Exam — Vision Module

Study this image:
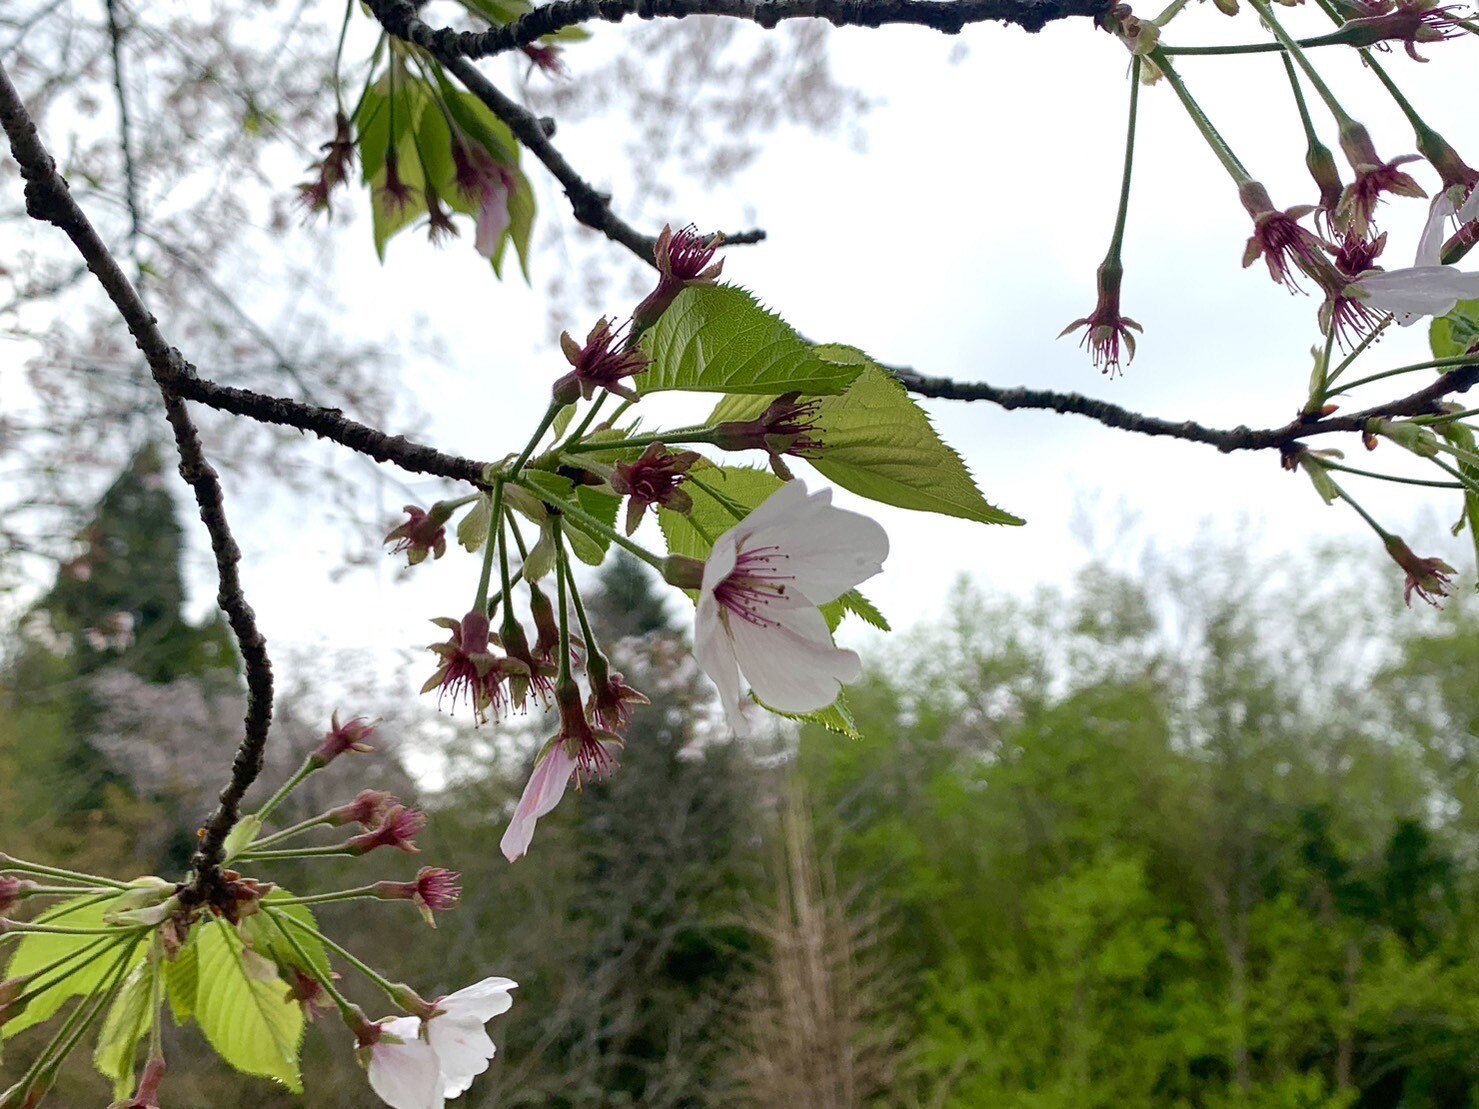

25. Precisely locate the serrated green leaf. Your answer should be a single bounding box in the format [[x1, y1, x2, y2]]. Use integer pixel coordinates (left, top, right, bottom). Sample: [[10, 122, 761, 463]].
[[2, 894, 146, 1040], [758, 690, 860, 739], [710, 361, 1022, 525], [657, 465, 782, 561], [523, 526, 556, 581], [1430, 298, 1479, 359], [637, 287, 864, 396], [550, 404, 576, 441], [458, 493, 493, 553], [195, 919, 304, 1092], [565, 487, 622, 566], [246, 894, 331, 980], [94, 962, 155, 1098], [837, 588, 890, 632], [523, 470, 575, 502], [163, 932, 199, 1025], [504, 164, 536, 281]]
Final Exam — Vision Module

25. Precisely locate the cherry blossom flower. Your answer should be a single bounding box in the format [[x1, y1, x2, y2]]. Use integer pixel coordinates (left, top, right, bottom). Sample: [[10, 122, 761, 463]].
[[711, 393, 824, 460], [1059, 259, 1142, 375], [632, 224, 726, 329], [1239, 182, 1336, 294], [1337, 126, 1426, 238], [500, 683, 620, 862], [345, 805, 427, 856], [451, 141, 515, 259], [610, 443, 701, 533], [691, 481, 888, 736], [1384, 535, 1456, 607], [310, 712, 377, 768], [1351, 193, 1479, 325], [386, 506, 450, 566], [363, 1017, 443, 1109], [422, 611, 530, 724], [374, 868, 463, 927]]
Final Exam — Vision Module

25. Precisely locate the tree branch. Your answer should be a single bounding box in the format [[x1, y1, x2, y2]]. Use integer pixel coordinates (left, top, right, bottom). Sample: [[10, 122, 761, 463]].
[[0, 58, 272, 902], [375, 0, 1108, 62]]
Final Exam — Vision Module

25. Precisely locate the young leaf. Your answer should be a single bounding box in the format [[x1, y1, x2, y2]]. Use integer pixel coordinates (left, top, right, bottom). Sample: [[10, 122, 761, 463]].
[[1430, 298, 1479, 359], [1435, 419, 1479, 586], [657, 464, 782, 561], [222, 815, 262, 864], [94, 962, 156, 1099], [163, 932, 199, 1025], [195, 919, 305, 1092], [756, 690, 860, 739], [710, 355, 1023, 525], [2, 893, 145, 1040], [565, 487, 623, 566], [457, 493, 493, 553], [246, 894, 332, 980], [637, 287, 863, 396]]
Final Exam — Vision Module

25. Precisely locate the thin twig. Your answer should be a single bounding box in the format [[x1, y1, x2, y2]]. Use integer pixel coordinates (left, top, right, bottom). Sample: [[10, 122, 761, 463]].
[[0, 58, 272, 904]]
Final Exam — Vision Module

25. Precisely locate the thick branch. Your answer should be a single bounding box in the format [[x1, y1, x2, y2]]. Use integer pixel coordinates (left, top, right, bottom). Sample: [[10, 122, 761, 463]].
[[0, 59, 271, 900], [377, 0, 1107, 61]]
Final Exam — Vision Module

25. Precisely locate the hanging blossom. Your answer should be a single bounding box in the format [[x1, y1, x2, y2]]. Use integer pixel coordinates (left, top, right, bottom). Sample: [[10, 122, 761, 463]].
[[682, 481, 888, 736], [1350, 190, 1479, 325], [362, 978, 518, 1108], [500, 681, 621, 862]]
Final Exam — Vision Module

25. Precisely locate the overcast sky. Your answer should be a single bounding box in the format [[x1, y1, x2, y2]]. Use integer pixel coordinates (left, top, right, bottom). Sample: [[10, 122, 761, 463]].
[[138, 4, 1474, 746]]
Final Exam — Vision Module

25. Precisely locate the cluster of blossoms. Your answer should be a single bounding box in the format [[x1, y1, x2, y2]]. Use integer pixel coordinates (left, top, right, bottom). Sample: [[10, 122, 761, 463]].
[[383, 225, 891, 861], [0, 715, 515, 1109]]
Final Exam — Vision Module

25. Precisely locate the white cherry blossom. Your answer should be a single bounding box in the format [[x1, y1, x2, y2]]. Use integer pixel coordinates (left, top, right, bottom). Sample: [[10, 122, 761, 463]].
[[364, 978, 518, 1108], [694, 481, 888, 736], [1354, 193, 1479, 325], [365, 1017, 442, 1109]]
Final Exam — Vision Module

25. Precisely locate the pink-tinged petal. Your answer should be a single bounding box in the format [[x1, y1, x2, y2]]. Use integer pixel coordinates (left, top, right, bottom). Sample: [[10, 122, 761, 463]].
[[367, 1031, 444, 1109], [474, 181, 511, 259], [743, 505, 888, 606], [727, 601, 860, 714], [500, 745, 576, 861], [1416, 194, 1456, 267], [438, 978, 517, 1023], [1357, 266, 1479, 324], [427, 1018, 496, 1097], [725, 480, 812, 547], [694, 591, 746, 735]]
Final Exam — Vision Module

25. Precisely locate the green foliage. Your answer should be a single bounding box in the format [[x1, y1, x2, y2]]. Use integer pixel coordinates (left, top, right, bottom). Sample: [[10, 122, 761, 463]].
[[93, 962, 155, 1098], [711, 354, 1021, 525], [193, 919, 305, 1093], [637, 286, 863, 396], [1429, 297, 1479, 360]]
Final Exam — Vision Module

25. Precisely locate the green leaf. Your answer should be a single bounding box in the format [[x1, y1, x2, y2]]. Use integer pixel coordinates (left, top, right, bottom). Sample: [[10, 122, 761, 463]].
[[462, 0, 535, 26], [566, 487, 622, 566], [710, 359, 1022, 525], [1429, 298, 1479, 359], [195, 919, 305, 1092], [94, 962, 155, 1098], [550, 403, 576, 442], [657, 465, 782, 561], [246, 894, 332, 980], [836, 588, 890, 632], [758, 690, 860, 739], [637, 286, 864, 397], [222, 815, 261, 864], [163, 933, 199, 1025], [1436, 419, 1479, 587], [458, 493, 493, 553], [2, 894, 146, 1040]]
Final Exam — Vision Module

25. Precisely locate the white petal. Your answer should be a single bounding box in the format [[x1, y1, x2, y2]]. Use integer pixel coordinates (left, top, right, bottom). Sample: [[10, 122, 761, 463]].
[[474, 181, 511, 259], [1416, 194, 1457, 267], [699, 529, 739, 596], [427, 1017, 497, 1098], [1459, 185, 1479, 226], [694, 592, 747, 735], [729, 602, 860, 713], [368, 1036, 444, 1109], [438, 978, 517, 1022], [500, 745, 575, 862], [1357, 266, 1479, 325], [743, 503, 888, 606], [726, 480, 811, 548]]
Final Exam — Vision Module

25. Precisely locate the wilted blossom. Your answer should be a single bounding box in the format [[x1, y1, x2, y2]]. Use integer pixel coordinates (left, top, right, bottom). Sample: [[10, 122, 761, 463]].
[[373, 868, 462, 927], [422, 611, 530, 724], [345, 805, 427, 856], [1059, 258, 1143, 374], [585, 653, 649, 732], [1337, 124, 1426, 238], [107, 1058, 165, 1109], [1351, 191, 1479, 324], [711, 393, 824, 460], [553, 317, 650, 403], [377, 145, 418, 214], [1337, 0, 1466, 60], [1319, 229, 1388, 348], [1239, 182, 1336, 294], [296, 111, 356, 217], [686, 480, 888, 736], [310, 712, 377, 768], [287, 967, 337, 1022], [1384, 534, 1456, 607], [425, 184, 459, 245], [327, 789, 397, 828], [451, 141, 515, 259], [500, 682, 620, 862], [521, 42, 566, 75], [363, 978, 518, 1108], [610, 443, 702, 533], [632, 224, 726, 329]]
